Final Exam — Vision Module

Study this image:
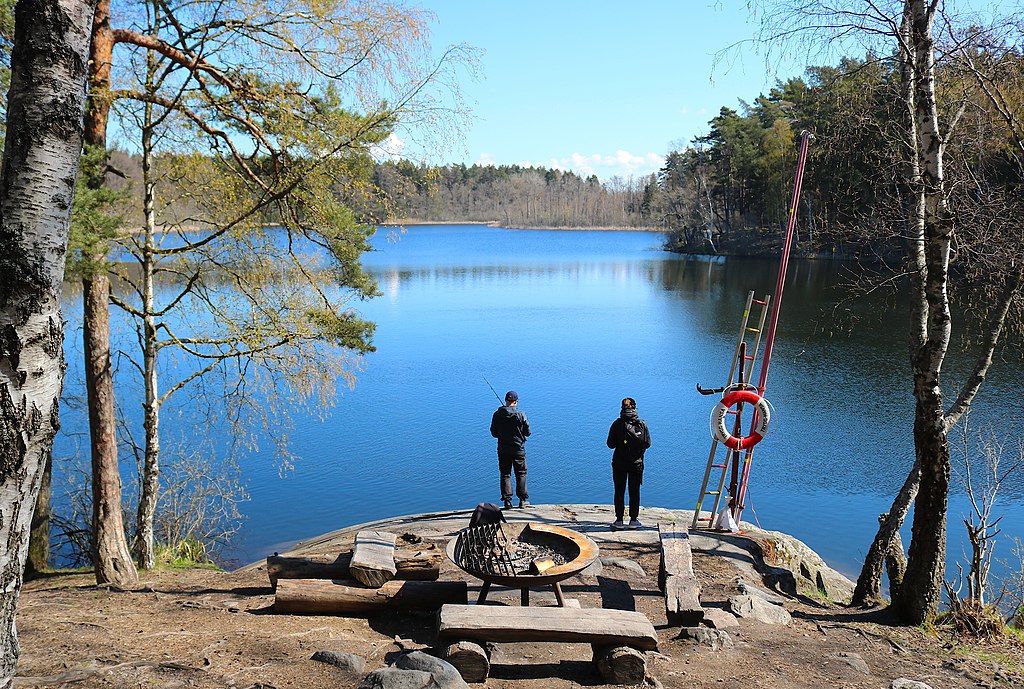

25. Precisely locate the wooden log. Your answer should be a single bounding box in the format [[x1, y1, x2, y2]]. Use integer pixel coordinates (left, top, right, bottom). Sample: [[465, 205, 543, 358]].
[[659, 522, 704, 626], [266, 551, 441, 589], [275, 578, 467, 615], [441, 641, 490, 683], [593, 645, 648, 685], [392, 551, 442, 580], [350, 530, 397, 588], [438, 604, 658, 650]]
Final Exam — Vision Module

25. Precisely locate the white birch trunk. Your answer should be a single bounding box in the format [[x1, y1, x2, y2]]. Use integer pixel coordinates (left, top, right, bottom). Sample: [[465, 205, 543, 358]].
[[136, 97, 160, 570], [0, 0, 96, 684], [893, 0, 954, 625]]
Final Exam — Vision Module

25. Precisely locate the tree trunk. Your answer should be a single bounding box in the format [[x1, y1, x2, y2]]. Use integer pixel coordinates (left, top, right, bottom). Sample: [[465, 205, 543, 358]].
[[892, 394, 950, 622], [135, 104, 159, 569], [84, 273, 137, 586], [851, 459, 919, 606], [0, 0, 96, 684], [82, 0, 138, 584], [890, 0, 953, 625], [25, 451, 52, 576]]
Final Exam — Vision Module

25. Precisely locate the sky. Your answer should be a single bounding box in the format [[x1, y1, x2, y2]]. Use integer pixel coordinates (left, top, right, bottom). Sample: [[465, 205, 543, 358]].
[[392, 0, 813, 181]]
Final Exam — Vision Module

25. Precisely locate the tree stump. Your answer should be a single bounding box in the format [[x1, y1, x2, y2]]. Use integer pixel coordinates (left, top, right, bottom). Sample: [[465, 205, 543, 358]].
[[441, 640, 490, 683], [593, 644, 648, 685]]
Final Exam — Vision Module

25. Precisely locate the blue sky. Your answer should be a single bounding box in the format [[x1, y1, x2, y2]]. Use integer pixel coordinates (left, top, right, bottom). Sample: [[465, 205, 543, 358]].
[[394, 0, 810, 181]]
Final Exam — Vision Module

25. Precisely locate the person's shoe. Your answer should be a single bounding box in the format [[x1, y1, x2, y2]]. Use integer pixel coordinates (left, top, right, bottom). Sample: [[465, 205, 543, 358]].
[[610, 520, 625, 530], [502, 499, 513, 510], [518, 499, 530, 508], [627, 519, 643, 529]]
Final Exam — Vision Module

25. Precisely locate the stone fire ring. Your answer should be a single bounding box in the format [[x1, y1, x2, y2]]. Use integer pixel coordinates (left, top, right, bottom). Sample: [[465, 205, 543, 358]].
[[446, 522, 599, 591]]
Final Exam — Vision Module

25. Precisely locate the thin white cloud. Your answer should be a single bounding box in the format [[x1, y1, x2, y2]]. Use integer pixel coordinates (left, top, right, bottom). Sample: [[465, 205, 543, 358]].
[[370, 132, 406, 162], [541, 150, 665, 181], [474, 150, 664, 182]]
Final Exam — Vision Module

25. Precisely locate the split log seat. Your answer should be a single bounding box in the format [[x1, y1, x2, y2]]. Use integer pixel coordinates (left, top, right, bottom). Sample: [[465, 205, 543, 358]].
[[659, 522, 704, 626], [437, 604, 658, 682], [266, 551, 441, 589]]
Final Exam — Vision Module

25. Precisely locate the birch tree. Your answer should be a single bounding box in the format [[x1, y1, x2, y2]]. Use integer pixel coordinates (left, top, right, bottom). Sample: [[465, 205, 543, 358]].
[[74, 0, 472, 569], [0, 0, 96, 683], [757, 0, 1024, 623]]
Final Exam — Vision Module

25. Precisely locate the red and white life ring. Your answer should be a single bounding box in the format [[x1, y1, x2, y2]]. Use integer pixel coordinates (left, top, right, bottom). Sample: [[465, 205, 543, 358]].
[[710, 389, 771, 450]]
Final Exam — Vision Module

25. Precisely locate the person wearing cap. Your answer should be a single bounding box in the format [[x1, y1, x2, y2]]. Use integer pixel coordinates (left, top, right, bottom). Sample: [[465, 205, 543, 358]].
[[490, 390, 532, 509], [606, 397, 651, 530]]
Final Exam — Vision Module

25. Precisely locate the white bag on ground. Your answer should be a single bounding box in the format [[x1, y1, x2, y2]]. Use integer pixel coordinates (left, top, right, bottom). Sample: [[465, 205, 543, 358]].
[[715, 506, 739, 532]]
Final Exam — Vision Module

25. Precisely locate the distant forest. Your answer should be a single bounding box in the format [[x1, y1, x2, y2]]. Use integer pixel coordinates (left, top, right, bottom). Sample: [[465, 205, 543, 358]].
[[111, 51, 1023, 260], [374, 50, 1023, 261], [371, 161, 657, 229]]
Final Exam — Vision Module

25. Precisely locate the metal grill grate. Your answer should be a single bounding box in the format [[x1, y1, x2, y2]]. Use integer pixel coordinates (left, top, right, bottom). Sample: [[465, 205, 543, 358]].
[[453, 523, 570, 578], [453, 523, 517, 577]]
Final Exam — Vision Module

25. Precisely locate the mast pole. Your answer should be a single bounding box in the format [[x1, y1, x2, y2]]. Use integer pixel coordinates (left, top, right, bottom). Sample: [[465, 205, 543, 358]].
[[733, 130, 812, 523]]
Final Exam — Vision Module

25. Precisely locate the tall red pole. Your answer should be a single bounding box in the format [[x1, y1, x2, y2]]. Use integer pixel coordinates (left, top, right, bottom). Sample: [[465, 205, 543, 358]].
[[757, 130, 812, 394], [733, 130, 812, 522]]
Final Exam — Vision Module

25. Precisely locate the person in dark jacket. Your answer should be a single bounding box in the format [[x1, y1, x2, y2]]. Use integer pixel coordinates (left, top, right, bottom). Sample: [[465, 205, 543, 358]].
[[490, 390, 532, 509], [606, 397, 651, 529]]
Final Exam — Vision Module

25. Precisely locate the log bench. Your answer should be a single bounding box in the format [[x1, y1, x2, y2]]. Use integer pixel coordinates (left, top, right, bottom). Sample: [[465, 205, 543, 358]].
[[266, 551, 441, 589], [659, 522, 704, 626], [437, 603, 658, 683], [275, 578, 466, 615]]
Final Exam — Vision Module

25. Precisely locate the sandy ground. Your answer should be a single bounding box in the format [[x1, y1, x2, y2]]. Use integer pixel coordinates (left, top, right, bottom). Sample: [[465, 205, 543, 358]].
[[14, 504, 1024, 689]]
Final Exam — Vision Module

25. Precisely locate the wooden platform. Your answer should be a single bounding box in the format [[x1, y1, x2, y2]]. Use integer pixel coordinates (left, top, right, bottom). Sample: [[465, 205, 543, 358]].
[[437, 604, 658, 650]]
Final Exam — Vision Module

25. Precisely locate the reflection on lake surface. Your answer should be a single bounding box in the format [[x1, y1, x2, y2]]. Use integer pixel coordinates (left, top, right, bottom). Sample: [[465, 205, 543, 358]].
[[55, 224, 1023, 578]]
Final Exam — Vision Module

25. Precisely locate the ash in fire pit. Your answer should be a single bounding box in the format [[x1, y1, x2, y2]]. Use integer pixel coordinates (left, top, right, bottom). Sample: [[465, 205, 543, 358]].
[[447, 522, 599, 606]]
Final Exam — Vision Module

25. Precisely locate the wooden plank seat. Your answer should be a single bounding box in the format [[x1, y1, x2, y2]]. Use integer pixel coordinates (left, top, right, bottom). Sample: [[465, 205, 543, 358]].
[[437, 603, 658, 683], [659, 522, 704, 626]]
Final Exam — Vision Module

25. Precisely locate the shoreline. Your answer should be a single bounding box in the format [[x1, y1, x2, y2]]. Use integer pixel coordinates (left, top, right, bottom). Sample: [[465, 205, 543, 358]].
[[384, 219, 666, 232]]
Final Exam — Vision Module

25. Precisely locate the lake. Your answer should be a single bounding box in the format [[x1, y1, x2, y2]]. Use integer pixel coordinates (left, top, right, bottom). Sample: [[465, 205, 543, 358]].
[[54, 224, 1024, 582]]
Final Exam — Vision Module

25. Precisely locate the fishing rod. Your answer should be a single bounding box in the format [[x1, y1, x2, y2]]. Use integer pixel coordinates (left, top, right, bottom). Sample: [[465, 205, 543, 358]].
[[483, 377, 504, 404]]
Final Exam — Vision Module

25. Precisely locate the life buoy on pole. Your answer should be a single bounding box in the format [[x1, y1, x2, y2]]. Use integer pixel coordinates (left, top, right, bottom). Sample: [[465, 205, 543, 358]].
[[710, 389, 771, 450]]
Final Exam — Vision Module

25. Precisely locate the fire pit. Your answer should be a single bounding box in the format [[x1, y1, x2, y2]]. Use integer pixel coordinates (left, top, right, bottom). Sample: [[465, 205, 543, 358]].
[[446, 522, 599, 606]]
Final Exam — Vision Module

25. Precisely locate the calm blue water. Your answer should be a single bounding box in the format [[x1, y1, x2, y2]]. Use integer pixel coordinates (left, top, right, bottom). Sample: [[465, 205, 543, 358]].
[[55, 224, 1024, 581]]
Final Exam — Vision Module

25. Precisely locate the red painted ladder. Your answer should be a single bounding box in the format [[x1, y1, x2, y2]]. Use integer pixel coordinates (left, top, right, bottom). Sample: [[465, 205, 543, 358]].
[[690, 130, 813, 529], [690, 291, 770, 528]]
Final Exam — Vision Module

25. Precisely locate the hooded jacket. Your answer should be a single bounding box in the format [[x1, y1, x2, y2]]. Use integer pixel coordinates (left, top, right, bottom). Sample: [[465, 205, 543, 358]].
[[490, 404, 531, 455], [607, 406, 651, 466]]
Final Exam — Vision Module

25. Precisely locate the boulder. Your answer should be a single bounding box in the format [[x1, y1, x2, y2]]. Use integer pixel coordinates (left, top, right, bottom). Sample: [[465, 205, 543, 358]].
[[678, 626, 734, 651], [735, 577, 787, 605], [601, 556, 646, 577], [579, 557, 603, 578], [728, 595, 792, 625], [756, 531, 855, 603], [394, 651, 470, 689], [310, 650, 365, 673], [358, 667, 439, 689], [833, 651, 870, 675], [702, 608, 739, 629]]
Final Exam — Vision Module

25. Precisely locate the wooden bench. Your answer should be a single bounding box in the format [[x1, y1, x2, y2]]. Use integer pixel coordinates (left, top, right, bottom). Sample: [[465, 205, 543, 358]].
[[659, 522, 704, 626], [437, 604, 658, 683]]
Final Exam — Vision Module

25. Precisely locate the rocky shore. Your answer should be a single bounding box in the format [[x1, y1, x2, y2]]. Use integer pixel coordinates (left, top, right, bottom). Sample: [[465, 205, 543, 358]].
[[14, 503, 1022, 689]]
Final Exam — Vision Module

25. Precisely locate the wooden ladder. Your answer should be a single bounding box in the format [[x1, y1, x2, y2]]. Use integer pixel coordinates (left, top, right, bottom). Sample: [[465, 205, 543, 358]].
[[690, 290, 771, 529]]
